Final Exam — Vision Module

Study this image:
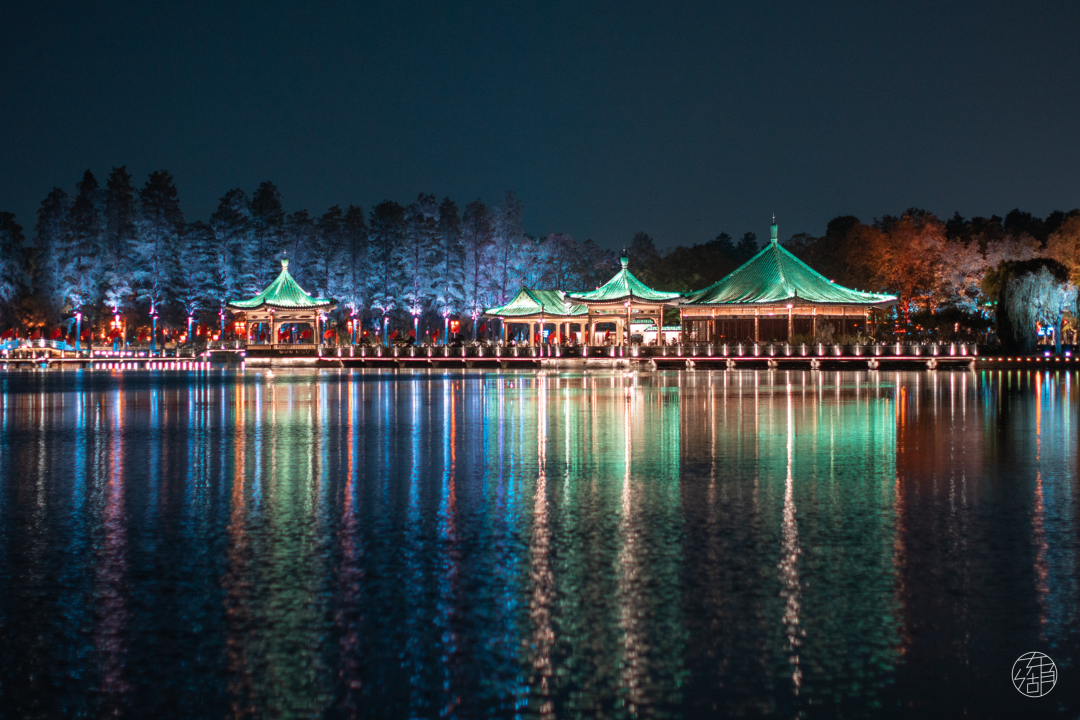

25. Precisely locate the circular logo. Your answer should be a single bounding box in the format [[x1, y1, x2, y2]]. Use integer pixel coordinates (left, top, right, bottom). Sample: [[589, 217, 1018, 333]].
[[1013, 652, 1057, 697]]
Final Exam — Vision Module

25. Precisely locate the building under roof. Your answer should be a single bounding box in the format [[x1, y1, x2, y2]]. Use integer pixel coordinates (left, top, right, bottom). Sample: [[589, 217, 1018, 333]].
[[681, 220, 896, 343], [565, 255, 682, 346], [484, 288, 587, 343], [228, 258, 336, 347]]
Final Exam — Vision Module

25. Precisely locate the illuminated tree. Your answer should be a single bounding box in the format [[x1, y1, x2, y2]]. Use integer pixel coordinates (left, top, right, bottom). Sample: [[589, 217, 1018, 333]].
[[433, 197, 464, 318], [34, 187, 71, 319], [336, 205, 368, 319], [134, 170, 184, 325], [314, 206, 344, 299], [250, 181, 284, 289], [61, 170, 104, 320], [176, 221, 214, 329], [461, 199, 493, 320], [850, 209, 945, 319], [0, 213, 26, 315], [1046, 214, 1080, 286], [103, 167, 137, 314], [368, 200, 405, 321], [991, 258, 1075, 353], [491, 190, 523, 305], [283, 209, 316, 290], [210, 188, 254, 299], [400, 193, 438, 320]]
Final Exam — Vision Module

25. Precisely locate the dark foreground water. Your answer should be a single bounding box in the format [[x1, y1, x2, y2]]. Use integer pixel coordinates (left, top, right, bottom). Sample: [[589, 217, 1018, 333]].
[[0, 369, 1077, 719]]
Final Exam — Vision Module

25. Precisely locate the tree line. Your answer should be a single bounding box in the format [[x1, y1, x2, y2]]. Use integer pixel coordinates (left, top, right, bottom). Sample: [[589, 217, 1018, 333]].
[[0, 168, 1077, 349], [0, 168, 626, 337]]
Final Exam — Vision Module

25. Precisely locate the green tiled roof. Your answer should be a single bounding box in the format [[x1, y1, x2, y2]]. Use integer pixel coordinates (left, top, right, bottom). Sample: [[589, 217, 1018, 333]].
[[685, 239, 896, 306], [227, 259, 334, 310], [485, 288, 588, 317], [568, 257, 682, 304]]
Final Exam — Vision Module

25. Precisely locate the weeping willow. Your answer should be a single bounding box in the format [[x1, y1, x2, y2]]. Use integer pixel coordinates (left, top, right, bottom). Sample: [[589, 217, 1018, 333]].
[[994, 259, 1076, 353]]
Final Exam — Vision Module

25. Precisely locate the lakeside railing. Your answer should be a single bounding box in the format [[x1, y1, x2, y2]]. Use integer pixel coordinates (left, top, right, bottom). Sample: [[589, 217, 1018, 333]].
[[295, 341, 981, 360]]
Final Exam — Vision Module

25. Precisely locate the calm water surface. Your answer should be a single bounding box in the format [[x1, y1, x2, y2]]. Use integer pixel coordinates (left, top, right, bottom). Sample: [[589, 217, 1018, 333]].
[[0, 369, 1077, 719]]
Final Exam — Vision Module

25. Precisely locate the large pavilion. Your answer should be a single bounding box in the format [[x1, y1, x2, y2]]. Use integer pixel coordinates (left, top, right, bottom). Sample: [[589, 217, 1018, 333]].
[[680, 221, 896, 343], [564, 254, 682, 346], [227, 258, 336, 349], [484, 288, 588, 344]]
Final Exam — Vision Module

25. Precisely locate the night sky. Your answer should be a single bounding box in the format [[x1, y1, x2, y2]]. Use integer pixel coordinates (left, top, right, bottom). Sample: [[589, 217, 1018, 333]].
[[3, 1, 1078, 249]]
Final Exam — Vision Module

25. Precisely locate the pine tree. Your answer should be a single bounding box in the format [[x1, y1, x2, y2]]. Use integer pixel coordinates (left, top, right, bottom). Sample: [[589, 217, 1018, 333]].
[[461, 199, 493, 318], [433, 197, 464, 317], [284, 210, 316, 290], [0, 213, 27, 317], [176, 221, 215, 330], [368, 200, 405, 321], [491, 190, 523, 304], [250, 181, 284, 289], [317, 206, 345, 300], [35, 187, 71, 317], [63, 170, 104, 318], [734, 231, 759, 264], [338, 205, 368, 326], [134, 170, 184, 321], [210, 189, 254, 299], [103, 167, 137, 313], [401, 193, 438, 318]]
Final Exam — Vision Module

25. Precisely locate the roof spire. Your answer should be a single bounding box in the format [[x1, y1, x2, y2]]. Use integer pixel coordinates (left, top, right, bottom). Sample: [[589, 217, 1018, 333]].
[[620, 248, 628, 269], [770, 215, 778, 244]]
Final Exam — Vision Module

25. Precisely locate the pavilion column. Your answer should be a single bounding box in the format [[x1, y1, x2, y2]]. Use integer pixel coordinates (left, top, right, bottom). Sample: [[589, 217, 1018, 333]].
[[787, 306, 793, 342], [754, 310, 760, 344], [812, 309, 817, 341], [501, 320, 507, 344]]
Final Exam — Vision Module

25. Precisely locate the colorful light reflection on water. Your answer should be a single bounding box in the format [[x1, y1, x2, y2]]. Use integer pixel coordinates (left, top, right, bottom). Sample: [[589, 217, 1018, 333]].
[[0, 369, 1077, 718]]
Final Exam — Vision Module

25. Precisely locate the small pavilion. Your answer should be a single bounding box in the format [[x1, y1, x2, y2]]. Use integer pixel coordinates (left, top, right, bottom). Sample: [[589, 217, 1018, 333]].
[[227, 258, 336, 348], [484, 288, 588, 344], [680, 221, 896, 343], [566, 254, 682, 346]]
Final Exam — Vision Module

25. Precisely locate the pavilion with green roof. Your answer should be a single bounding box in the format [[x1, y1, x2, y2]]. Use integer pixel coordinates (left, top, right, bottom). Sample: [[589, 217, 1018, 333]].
[[565, 254, 682, 346], [484, 288, 588, 344], [228, 258, 336, 348], [681, 220, 896, 343]]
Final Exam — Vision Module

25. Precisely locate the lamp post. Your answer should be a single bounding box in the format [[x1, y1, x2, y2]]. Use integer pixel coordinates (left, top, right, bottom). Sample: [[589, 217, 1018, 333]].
[[74, 311, 82, 352], [149, 305, 158, 356], [382, 315, 389, 347], [443, 313, 450, 346]]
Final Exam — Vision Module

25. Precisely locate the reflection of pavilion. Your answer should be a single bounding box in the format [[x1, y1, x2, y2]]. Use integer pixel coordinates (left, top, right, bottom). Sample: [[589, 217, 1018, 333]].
[[227, 259, 336, 350]]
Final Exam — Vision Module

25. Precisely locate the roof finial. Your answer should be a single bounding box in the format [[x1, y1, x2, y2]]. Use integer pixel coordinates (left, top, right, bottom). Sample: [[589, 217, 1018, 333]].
[[620, 249, 628, 269], [770, 215, 778, 244], [281, 251, 289, 271]]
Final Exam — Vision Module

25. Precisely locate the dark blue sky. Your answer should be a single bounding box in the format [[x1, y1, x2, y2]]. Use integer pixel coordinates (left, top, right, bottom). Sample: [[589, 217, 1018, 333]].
[[2, 1, 1078, 249]]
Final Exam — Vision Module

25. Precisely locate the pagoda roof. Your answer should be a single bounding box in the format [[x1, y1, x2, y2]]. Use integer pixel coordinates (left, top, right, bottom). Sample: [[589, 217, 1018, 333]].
[[567, 256, 682, 304], [227, 259, 335, 311], [486, 287, 587, 317], [684, 238, 896, 306], [484, 288, 588, 318]]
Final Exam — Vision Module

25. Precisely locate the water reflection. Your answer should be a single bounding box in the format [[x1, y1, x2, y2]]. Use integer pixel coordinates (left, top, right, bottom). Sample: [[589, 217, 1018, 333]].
[[0, 369, 1077, 717]]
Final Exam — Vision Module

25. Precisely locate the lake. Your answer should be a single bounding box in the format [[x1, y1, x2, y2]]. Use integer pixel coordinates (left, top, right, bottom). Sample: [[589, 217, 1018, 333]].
[[0, 369, 1076, 718]]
